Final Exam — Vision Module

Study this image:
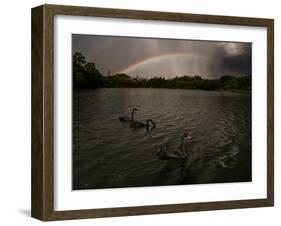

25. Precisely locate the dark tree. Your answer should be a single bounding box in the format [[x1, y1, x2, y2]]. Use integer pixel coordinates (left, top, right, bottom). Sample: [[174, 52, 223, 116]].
[[73, 52, 104, 88]]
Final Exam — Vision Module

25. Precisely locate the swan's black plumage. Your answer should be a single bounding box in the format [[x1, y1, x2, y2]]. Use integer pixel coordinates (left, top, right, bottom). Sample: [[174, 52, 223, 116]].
[[157, 133, 192, 159], [119, 108, 138, 122], [130, 119, 156, 129]]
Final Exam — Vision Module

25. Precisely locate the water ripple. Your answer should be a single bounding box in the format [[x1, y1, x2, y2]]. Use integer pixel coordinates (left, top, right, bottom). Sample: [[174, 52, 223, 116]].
[[73, 88, 252, 189]]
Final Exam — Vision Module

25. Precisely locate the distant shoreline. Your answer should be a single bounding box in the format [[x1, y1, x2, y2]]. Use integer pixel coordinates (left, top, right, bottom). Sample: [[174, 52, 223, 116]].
[[74, 87, 251, 93], [73, 52, 251, 92]]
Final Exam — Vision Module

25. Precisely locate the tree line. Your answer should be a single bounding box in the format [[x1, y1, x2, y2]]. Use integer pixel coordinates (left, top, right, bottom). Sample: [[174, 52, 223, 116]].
[[73, 52, 251, 91]]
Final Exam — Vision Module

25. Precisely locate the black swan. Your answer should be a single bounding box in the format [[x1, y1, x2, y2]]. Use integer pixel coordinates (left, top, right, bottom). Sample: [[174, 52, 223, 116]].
[[129, 119, 156, 129], [119, 108, 138, 122], [157, 132, 192, 159]]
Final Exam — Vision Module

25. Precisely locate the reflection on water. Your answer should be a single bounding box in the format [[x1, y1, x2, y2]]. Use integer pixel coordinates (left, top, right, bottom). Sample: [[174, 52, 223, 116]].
[[73, 88, 251, 190]]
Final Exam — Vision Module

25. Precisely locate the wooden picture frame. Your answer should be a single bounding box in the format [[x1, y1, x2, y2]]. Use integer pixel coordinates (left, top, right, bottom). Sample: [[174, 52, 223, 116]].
[[31, 4, 274, 221]]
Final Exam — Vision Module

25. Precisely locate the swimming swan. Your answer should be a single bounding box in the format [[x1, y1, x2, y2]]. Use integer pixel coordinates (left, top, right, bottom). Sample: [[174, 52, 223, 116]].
[[129, 119, 156, 129], [157, 133, 192, 159], [119, 108, 138, 122]]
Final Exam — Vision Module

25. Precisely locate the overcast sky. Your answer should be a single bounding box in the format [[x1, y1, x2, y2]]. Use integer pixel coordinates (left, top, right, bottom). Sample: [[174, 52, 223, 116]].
[[72, 34, 252, 79]]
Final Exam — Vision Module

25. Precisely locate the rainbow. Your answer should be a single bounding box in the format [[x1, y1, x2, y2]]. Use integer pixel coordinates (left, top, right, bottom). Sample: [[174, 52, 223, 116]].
[[119, 53, 210, 74]]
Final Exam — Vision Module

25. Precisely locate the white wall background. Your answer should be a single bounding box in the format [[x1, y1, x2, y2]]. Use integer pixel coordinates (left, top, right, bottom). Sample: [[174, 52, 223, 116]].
[[0, 0, 279, 225]]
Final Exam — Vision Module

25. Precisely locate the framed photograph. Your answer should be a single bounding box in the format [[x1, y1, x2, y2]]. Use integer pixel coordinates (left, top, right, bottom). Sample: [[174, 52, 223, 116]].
[[31, 4, 274, 221]]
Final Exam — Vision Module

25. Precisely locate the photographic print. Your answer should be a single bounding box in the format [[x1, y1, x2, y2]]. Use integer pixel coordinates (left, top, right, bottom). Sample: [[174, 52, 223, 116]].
[[31, 5, 274, 220], [72, 34, 252, 190]]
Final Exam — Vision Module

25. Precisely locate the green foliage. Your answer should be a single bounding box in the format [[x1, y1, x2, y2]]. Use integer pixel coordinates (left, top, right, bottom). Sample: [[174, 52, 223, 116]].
[[104, 74, 131, 87], [73, 52, 251, 91], [238, 76, 251, 90], [73, 52, 104, 88]]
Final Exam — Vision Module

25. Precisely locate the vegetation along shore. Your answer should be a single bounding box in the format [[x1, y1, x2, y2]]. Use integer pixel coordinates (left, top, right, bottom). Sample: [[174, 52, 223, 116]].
[[73, 52, 251, 91]]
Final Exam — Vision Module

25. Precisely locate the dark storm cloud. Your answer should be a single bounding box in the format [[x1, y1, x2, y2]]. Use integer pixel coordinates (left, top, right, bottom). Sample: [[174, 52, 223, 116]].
[[72, 34, 252, 79], [219, 45, 252, 75]]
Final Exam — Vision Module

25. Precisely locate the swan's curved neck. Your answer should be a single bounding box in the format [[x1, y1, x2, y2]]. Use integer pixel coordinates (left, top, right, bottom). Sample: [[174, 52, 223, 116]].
[[146, 119, 155, 127], [131, 110, 136, 121]]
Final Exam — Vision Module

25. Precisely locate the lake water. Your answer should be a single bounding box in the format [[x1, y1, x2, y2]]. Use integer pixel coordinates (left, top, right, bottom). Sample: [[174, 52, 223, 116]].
[[73, 88, 251, 190]]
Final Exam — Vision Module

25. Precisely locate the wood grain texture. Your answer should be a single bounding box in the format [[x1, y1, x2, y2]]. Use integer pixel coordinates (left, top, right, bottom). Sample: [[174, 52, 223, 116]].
[[31, 5, 44, 220], [267, 19, 274, 206], [45, 198, 272, 221], [31, 5, 55, 220], [45, 4, 272, 26], [31, 4, 274, 221]]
